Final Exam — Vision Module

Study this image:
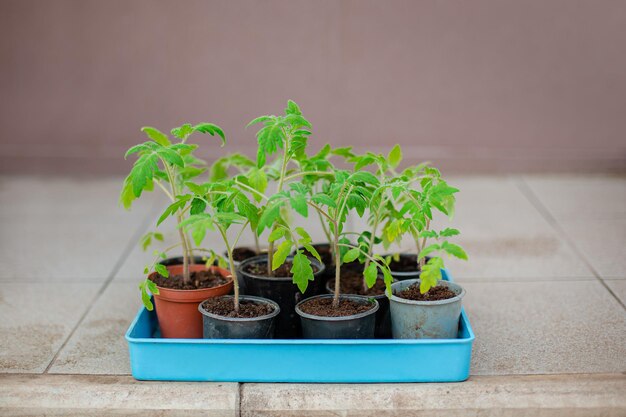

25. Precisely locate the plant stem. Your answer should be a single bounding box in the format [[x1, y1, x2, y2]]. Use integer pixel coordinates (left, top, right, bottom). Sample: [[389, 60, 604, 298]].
[[363, 208, 381, 292], [217, 225, 240, 314], [267, 139, 290, 276], [161, 159, 191, 284], [253, 226, 261, 254], [332, 225, 341, 308]]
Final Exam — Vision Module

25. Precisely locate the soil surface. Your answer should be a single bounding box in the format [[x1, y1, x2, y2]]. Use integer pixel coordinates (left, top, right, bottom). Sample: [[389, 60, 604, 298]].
[[201, 297, 275, 318], [396, 283, 457, 301], [387, 254, 420, 272], [299, 297, 375, 317], [232, 247, 258, 262], [335, 267, 386, 296], [150, 270, 229, 290], [243, 260, 319, 278]]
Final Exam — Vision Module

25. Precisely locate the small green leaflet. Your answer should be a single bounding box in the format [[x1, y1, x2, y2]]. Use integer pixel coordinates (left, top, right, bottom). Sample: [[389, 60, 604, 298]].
[[154, 263, 169, 278], [363, 263, 378, 288], [311, 193, 336, 208], [268, 227, 286, 242], [441, 241, 468, 260], [248, 168, 268, 201], [419, 257, 444, 294], [291, 252, 314, 293], [343, 248, 360, 263], [440, 228, 460, 237], [418, 243, 441, 260], [272, 240, 293, 270], [141, 127, 171, 146], [302, 243, 321, 263], [387, 144, 403, 168], [257, 203, 282, 234], [193, 123, 226, 146], [289, 194, 308, 217]]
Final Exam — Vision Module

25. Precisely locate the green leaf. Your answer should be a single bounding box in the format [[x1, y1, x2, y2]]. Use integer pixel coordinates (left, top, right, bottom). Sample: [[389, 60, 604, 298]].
[[285, 100, 301, 115], [388, 144, 403, 168], [441, 241, 468, 260], [248, 168, 268, 201], [419, 230, 438, 238], [154, 263, 169, 278], [171, 123, 194, 140], [343, 248, 360, 263], [302, 243, 321, 263], [311, 194, 336, 208], [193, 123, 226, 146], [419, 257, 444, 293], [272, 240, 293, 270], [440, 228, 460, 237], [145, 279, 159, 295], [257, 202, 282, 234], [349, 171, 379, 185], [418, 243, 441, 260], [141, 127, 171, 146], [157, 147, 185, 167], [289, 194, 308, 217], [294, 227, 311, 242], [291, 252, 314, 293], [246, 115, 271, 128], [364, 263, 378, 288], [140, 282, 154, 311], [190, 198, 206, 215], [268, 227, 286, 242]]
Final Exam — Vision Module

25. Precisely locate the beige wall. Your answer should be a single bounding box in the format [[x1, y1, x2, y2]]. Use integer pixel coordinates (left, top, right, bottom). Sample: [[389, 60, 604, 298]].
[[1, 0, 625, 174]]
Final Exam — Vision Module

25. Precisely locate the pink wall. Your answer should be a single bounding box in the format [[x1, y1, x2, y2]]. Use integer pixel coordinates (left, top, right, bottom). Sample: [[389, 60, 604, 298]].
[[1, 0, 625, 174]]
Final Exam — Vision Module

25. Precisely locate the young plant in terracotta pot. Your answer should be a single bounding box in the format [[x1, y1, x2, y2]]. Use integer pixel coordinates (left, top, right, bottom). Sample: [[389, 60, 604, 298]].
[[173, 180, 280, 339], [234, 100, 329, 338], [286, 170, 393, 339], [385, 168, 469, 339], [121, 123, 233, 339]]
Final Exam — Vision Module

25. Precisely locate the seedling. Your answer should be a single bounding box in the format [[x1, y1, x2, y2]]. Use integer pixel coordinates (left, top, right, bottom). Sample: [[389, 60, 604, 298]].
[[380, 166, 469, 293], [120, 123, 225, 309], [246, 100, 333, 276]]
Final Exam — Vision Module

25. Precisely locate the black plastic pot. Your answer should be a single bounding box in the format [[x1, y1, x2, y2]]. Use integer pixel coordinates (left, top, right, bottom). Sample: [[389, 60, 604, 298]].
[[159, 256, 208, 267], [198, 295, 280, 339], [237, 255, 326, 338], [325, 277, 393, 339], [295, 294, 379, 339], [386, 253, 431, 281]]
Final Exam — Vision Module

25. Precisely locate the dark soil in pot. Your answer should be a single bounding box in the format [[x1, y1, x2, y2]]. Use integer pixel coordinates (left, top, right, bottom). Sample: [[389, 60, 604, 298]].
[[396, 283, 457, 301], [159, 255, 207, 267], [150, 269, 229, 290], [295, 294, 378, 339], [238, 255, 326, 338], [231, 247, 259, 263], [201, 297, 275, 318], [199, 295, 280, 339], [298, 296, 374, 316], [325, 265, 393, 338]]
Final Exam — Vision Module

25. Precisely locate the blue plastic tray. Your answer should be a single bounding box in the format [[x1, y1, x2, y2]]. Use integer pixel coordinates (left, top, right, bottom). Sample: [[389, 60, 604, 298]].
[[126, 271, 474, 382]]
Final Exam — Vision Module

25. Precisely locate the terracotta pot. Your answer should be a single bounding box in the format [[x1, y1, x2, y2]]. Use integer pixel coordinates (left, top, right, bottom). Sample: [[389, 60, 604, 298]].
[[152, 264, 233, 339]]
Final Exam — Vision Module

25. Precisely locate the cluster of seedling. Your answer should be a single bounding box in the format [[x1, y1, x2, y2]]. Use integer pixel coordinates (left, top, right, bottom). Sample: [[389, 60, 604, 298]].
[[121, 100, 467, 314]]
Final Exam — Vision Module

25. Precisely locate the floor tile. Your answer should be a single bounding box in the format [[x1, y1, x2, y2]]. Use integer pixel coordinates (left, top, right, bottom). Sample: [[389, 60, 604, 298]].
[[463, 280, 626, 375], [558, 219, 626, 278], [0, 283, 100, 373], [48, 283, 141, 375], [353, 176, 593, 280], [523, 175, 626, 221], [605, 280, 626, 306]]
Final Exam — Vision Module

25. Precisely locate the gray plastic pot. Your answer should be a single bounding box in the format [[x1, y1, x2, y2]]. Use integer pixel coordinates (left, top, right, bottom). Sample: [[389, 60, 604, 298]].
[[237, 255, 326, 338], [325, 277, 393, 339], [198, 295, 280, 339], [390, 279, 465, 339], [295, 294, 379, 339]]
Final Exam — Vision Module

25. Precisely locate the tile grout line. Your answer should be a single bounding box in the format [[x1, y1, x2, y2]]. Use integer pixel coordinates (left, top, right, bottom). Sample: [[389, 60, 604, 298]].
[[515, 176, 626, 311], [43, 203, 160, 374]]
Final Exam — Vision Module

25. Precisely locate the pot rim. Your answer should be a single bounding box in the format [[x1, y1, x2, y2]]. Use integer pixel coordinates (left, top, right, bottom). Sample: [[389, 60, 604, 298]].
[[152, 265, 234, 294], [198, 295, 281, 322], [324, 276, 393, 299], [238, 254, 325, 282], [390, 279, 465, 306], [295, 294, 379, 322]]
